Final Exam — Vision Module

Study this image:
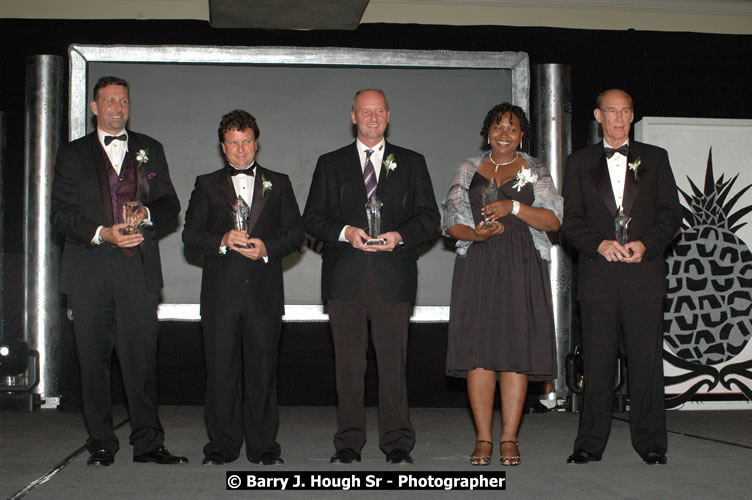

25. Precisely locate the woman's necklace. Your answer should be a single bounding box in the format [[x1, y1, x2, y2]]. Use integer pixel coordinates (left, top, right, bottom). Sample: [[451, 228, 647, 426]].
[[489, 152, 519, 172]]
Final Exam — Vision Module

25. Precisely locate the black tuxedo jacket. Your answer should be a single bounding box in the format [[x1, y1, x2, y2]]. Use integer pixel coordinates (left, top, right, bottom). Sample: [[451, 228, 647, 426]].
[[51, 131, 180, 294], [562, 141, 682, 300], [182, 164, 304, 317], [303, 142, 440, 303]]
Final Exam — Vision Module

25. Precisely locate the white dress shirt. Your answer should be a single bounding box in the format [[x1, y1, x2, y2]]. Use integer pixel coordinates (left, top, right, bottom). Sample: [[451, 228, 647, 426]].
[[221, 162, 268, 262], [97, 128, 128, 175], [229, 163, 256, 211], [91, 128, 151, 243], [339, 138, 386, 241], [605, 139, 629, 211], [356, 138, 386, 182]]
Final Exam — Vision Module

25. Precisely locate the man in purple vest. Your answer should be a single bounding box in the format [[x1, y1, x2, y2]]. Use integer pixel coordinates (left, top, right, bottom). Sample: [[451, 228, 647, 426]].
[[51, 76, 186, 467]]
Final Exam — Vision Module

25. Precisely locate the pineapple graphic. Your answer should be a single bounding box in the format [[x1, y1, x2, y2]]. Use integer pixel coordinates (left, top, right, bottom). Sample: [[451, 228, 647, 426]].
[[664, 148, 752, 381]]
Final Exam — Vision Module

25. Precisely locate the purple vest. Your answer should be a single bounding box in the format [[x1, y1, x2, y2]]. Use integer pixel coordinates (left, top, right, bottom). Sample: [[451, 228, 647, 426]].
[[107, 152, 138, 223]]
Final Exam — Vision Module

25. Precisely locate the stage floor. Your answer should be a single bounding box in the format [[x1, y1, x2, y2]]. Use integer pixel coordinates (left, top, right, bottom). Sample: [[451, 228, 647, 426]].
[[3, 406, 751, 499]]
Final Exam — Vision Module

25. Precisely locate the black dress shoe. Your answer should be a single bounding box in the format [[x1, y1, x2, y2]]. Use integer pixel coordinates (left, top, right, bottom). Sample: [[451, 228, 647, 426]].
[[133, 447, 189, 464], [644, 452, 667, 465], [566, 450, 601, 464], [87, 449, 114, 466], [250, 452, 284, 465], [330, 448, 361, 464], [202, 453, 225, 466], [386, 449, 413, 464]]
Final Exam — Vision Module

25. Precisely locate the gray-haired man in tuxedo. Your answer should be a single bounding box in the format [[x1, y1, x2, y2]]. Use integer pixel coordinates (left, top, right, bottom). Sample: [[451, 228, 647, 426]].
[[562, 89, 682, 465]]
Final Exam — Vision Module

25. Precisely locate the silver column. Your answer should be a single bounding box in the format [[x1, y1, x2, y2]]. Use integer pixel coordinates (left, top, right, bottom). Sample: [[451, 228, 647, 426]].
[[532, 64, 572, 404], [588, 120, 603, 145], [24, 55, 64, 407], [0, 111, 5, 337]]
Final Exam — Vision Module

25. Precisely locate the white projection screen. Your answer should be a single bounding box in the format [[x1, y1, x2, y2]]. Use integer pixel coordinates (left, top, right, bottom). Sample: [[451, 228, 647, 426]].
[[68, 45, 529, 320]]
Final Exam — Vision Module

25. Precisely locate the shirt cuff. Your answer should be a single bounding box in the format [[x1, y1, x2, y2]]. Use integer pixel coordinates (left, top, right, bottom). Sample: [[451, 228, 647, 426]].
[[338, 225, 349, 242], [141, 206, 153, 227], [92, 226, 104, 245]]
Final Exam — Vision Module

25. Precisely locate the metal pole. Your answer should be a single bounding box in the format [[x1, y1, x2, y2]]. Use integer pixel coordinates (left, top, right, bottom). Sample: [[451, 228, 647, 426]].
[[0, 111, 5, 338], [588, 120, 603, 145], [532, 64, 573, 406], [24, 55, 64, 408]]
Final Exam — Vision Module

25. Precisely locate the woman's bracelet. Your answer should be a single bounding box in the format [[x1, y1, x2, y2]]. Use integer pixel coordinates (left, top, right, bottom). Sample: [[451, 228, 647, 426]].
[[511, 200, 520, 216]]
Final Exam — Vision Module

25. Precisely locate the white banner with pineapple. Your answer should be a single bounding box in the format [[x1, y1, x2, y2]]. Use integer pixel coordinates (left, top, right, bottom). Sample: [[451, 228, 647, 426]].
[[636, 117, 752, 410]]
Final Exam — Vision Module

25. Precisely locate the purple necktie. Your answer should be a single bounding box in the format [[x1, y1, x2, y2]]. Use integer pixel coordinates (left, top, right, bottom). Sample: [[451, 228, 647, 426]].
[[363, 149, 377, 199]]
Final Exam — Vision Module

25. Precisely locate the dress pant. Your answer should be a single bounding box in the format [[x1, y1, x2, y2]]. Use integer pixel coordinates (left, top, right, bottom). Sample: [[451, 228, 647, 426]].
[[202, 285, 282, 462], [327, 257, 415, 455], [574, 297, 668, 458], [71, 249, 163, 456]]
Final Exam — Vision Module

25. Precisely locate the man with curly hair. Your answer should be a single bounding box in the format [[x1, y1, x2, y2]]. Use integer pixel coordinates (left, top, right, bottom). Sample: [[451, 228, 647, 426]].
[[183, 109, 303, 466]]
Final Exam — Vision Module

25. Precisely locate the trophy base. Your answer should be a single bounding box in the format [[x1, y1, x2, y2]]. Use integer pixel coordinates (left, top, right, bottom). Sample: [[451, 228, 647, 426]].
[[119, 226, 142, 235], [365, 238, 386, 246]]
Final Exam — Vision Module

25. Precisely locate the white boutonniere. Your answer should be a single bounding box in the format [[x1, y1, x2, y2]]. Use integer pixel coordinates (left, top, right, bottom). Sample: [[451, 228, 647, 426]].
[[511, 167, 538, 192], [628, 157, 642, 180], [136, 148, 149, 167], [383, 153, 397, 177], [261, 173, 272, 196]]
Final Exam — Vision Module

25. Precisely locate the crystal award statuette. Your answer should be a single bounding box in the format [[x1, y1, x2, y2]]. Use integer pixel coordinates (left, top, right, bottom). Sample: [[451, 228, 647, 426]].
[[480, 178, 499, 228], [120, 200, 144, 235], [614, 207, 632, 245], [232, 195, 252, 248], [365, 195, 386, 245]]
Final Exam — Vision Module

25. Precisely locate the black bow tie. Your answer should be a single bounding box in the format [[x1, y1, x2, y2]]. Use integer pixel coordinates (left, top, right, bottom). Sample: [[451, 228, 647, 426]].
[[104, 134, 127, 146], [229, 165, 255, 176], [604, 144, 629, 159]]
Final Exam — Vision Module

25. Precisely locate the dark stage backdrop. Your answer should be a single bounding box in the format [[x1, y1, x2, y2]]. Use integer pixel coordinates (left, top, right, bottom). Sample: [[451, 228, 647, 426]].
[[57, 319, 468, 409], [85, 59, 516, 305]]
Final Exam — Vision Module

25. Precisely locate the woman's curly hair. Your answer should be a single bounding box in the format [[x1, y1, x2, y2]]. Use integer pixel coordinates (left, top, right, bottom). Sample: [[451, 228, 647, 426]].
[[480, 102, 531, 153]]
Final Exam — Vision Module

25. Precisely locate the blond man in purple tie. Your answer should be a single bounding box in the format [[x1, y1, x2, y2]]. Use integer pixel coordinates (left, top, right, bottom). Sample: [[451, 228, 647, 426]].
[[303, 89, 440, 465]]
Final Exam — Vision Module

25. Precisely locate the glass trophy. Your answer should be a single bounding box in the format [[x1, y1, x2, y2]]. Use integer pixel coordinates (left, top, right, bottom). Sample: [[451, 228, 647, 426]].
[[614, 207, 632, 245], [120, 200, 143, 234], [232, 195, 252, 248], [480, 178, 499, 228], [365, 195, 386, 245]]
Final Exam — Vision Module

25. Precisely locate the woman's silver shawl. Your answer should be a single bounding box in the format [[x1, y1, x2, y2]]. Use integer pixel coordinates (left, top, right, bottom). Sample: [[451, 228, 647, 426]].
[[440, 152, 563, 260]]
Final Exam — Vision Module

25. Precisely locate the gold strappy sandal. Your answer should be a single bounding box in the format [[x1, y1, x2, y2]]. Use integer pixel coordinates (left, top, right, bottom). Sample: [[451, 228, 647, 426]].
[[469, 440, 492, 466], [500, 440, 521, 466]]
